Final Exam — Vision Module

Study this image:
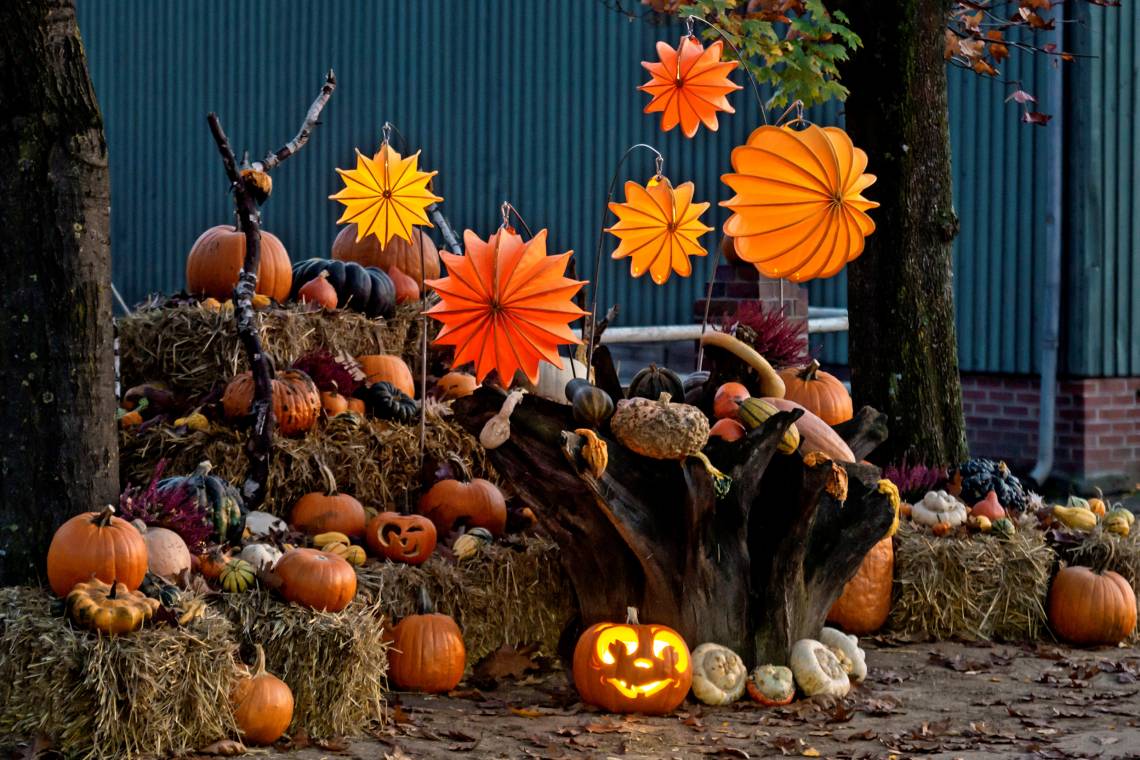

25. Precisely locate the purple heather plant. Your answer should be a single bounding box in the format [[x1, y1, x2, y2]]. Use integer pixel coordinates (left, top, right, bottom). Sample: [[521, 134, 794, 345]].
[[291, 348, 363, 395], [119, 459, 213, 552], [882, 460, 949, 503], [716, 300, 809, 370]]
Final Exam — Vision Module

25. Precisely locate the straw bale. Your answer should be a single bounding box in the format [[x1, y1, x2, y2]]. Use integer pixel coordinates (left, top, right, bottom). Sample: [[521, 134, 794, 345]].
[[888, 519, 1052, 641], [355, 535, 575, 665], [216, 591, 388, 738], [0, 587, 239, 759]]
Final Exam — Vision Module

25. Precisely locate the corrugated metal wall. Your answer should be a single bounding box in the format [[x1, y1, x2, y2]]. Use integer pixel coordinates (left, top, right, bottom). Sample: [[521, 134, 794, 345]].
[[77, 1, 1136, 375]]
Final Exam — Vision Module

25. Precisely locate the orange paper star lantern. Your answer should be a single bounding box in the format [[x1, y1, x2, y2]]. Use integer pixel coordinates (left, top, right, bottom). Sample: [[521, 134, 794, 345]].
[[425, 227, 588, 385], [640, 36, 742, 138], [606, 176, 713, 284], [720, 125, 879, 282], [329, 142, 443, 245]]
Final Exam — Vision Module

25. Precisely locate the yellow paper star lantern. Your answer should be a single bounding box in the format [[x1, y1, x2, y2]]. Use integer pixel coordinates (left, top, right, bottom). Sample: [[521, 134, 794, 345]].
[[606, 176, 712, 285], [329, 142, 442, 245]]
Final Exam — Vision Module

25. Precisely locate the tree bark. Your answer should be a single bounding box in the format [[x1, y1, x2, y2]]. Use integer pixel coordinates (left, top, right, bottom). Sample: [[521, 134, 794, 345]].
[[0, 0, 116, 584], [454, 389, 895, 667], [840, 0, 969, 467]]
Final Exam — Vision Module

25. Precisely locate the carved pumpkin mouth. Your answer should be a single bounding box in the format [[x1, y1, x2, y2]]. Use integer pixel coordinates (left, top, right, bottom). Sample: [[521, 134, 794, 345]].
[[605, 678, 670, 698]]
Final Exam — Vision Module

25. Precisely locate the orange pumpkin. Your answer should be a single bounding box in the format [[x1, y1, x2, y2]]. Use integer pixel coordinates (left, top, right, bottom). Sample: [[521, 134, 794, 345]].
[[709, 417, 746, 442], [436, 372, 477, 401], [197, 548, 232, 581], [331, 224, 441, 283], [572, 607, 692, 714], [356, 354, 415, 398], [231, 644, 294, 745], [186, 225, 292, 302], [419, 464, 507, 537], [291, 473, 366, 538], [827, 536, 893, 635], [221, 369, 321, 436], [320, 391, 349, 417], [366, 512, 437, 565], [46, 505, 148, 597], [778, 360, 853, 426], [1048, 566, 1137, 646], [713, 382, 750, 419], [298, 270, 338, 309], [387, 265, 421, 304], [387, 588, 466, 693], [274, 548, 357, 612], [346, 397, 366, 415]]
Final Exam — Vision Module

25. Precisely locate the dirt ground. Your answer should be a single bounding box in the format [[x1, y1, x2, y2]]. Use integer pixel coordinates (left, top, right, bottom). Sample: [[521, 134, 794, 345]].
[[260, 639, 1140, 760]]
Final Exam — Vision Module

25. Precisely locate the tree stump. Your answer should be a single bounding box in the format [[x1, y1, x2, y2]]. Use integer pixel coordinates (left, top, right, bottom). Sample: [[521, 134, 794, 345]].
[[453, 388, 895, 666]]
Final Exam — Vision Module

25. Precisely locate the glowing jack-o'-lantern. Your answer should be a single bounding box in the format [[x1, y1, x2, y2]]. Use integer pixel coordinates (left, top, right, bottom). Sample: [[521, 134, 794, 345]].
[[572, 607, 692, 714]]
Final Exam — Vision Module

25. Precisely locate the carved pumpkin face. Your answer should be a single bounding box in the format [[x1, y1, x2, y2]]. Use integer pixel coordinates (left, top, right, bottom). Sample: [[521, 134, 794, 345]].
[[572, 610, 692, 714], [366, 512, 437, 565]]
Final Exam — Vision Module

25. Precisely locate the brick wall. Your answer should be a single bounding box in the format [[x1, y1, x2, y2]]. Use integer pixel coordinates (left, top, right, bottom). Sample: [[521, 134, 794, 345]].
[[693, 260, 808, 326], [961, 375, 1140, 485]]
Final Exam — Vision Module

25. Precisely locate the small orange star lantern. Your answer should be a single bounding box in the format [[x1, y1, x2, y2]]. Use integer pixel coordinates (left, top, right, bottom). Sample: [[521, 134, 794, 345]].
[[720, 124, 879, 282], [425, 227, 588, 386], [329, 142, 442, 245], [640, 36, 742, 138], [606, 175, 712, 285]]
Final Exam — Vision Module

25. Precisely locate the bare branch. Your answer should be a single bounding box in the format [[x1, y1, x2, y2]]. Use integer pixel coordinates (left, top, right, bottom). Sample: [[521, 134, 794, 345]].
[[255, 69, 336, 172]]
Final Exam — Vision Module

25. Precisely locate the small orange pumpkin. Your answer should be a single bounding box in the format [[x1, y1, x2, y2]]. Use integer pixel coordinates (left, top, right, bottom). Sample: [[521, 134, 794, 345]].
[[1048, 566, 1137, 646], [387, 265, 421, 304], [298, 270, 338, 309], [419, 460, 507, 537], [709, 417, 746, 442], [320, 391, 350, 417], [713, 382, 750, 419], [46, 505, 149, 597], [970, 490, 1006, 521], [274, 548, 357, 612], [778, 360, 853, 425], [931, 522, 953, 537], [221, 369, 321, 436], [387, 588, 467, 693], [290, 469, 366, 538], [436, 372, 478, 401], [827, 536, 894, 635], [357, 354, 415, 398], [346, 397, 366, 415], [231, 644, 294, 745], [197, 548, 232, 581], [366, 512, 437, 565], [186, 225, 292, 302]]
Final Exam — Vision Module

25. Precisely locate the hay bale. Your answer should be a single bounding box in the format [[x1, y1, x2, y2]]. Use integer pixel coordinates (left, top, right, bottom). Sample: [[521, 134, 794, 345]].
[[888, 520, 1052, 641], [120, 408, 497, 516], [0, 587, 239, 759], [118, 301, 422, 399], [1066, 527, 1140, 588], [356, 536, 575, 664], [216, 591, 388, 738]]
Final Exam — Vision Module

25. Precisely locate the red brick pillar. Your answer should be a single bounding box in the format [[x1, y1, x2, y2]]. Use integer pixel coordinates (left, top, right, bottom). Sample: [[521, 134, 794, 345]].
[[693, 258, 808, 330]]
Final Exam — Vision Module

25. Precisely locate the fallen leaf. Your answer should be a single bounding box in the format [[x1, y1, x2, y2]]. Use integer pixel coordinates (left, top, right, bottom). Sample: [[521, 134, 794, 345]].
[[802, 750, 820, 758], [510, 706, 545, 718], [473, 644, 541, 682], [198, 739, 246, 756]]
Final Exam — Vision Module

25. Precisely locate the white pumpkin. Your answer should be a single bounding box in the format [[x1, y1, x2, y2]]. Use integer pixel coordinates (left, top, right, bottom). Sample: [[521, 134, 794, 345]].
[[244, 510, 287, 540], [240, 543, 283, 571], [531, 359, 590, 404], [911, 490, 968, 527], [820, 627, 866, 683], [143, 526, 192, 580], [789, 638, 850, 698], [690, 643, 748, 705]]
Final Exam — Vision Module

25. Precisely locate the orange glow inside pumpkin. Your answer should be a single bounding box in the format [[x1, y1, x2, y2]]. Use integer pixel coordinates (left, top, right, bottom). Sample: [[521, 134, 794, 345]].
[[590, 625, 690, 699]]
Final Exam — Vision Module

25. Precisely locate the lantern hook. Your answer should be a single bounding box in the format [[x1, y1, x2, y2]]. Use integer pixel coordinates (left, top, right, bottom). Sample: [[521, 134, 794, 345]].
[[680, 12, 769, 126]]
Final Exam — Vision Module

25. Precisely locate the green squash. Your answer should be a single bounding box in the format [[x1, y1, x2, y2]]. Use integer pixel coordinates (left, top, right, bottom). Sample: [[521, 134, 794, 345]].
[[627, 364, 684, 402]]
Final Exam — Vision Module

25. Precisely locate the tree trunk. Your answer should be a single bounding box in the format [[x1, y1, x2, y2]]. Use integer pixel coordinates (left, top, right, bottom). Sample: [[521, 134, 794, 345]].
[[841, 0, 969, 467], [0, 0, 116, 584], [454, 387, 895, 667]]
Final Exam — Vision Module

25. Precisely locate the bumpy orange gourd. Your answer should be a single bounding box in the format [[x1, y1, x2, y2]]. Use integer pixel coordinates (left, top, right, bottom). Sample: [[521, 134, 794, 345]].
[[388, 589, 466, 693], [221, 369, 321, 436], [573, 607, 692, 714], [827, 536, 894, 635], [47, 506, 148, 597], [1048, 566, 1137, 646], [356, 354, 415, 398], [331, 223, 441, 282], [274, 548, 357, 612], [778, 360, 853, 425], [231, 644, 294, 745], [186, 225, 292, 301]]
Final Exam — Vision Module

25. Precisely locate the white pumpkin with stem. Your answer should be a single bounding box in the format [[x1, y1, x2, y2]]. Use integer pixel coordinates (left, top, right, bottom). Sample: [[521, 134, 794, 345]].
[[911, 490, 968, 528]]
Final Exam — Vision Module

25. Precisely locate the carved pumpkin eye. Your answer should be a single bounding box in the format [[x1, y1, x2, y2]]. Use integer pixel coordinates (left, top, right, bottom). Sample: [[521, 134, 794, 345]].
[[652, 630, 690, 673], [595, 625, 638, 664]]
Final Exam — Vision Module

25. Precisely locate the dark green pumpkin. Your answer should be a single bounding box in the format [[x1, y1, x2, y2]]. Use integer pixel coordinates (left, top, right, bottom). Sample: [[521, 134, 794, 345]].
[[566, 379, 615, 428], [628, 364, 685, 401], [356, 381, 418, 424], [289, 259, 396, 318], [155, 460, 246, 546]]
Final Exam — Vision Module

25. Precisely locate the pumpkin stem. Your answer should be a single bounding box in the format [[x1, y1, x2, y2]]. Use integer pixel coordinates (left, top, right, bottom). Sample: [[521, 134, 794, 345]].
[[252, 643, 268, 677], [108, 579, 119, 600], [317, 460, 339, 495], [797, 359, 821, 381], [625, 606, 640, 625], [415, 586, 435, 615], [656, 392, 672, 406], [92, 504, 116, 527], [445, 454, 472, 484]]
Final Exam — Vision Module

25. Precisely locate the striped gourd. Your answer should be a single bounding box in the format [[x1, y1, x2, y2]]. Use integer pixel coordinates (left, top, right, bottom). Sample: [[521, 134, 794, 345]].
[[738, 398, 800, 454]]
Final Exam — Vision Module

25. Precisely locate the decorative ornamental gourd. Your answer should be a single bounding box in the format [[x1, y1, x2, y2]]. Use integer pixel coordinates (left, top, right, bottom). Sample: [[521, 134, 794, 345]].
[[220, 558, 257, 593], [387, 265, 420, 304], [970, 490, 1006, 521], [221, 369, 321, 436], [737, 397, 801, 454], [610, 393, 731, 497], [789, 638, 850, 698], [273, 548, 357, 612], [298, 270, 338, 310], [1048, 566, 1137, 645], [289, 258, 396, 318], [387, 588, 467, 693], [66, 578, 161, 635], [140, 525, 192, 581], [708, 417, 746, 443], [575, 428, 609, 478], [320, 391, 349, 417], [356, 381, 418, 424], [47, 505, 148, 597], [231, 644, 294, 746], [690, 643, 748, 705], [819, 627, 866, 682], [239, 543, 282, 572], [436, 372, 478, 401], [186, 225, 292, 302], [572, 607, 692, 714], [911, 491, 968, 529], [763, 397, 855, 461], [478, 391, 523, 450], [1052, 504, 1098, 532], [452, 527, 494, 561], [699, 331, 786, 398], [366, 511, 437, 565], [532, 359, 591, 403], [154, 460, 246, 546], [419, 460, 508, 536], [566, 379, 615, 428], [627, 364, 685, 402], [1105, 508, 1133, 537], [291, 472, 367, 538], [243, 511, 287, 540], [777, 360, 853, 425], [826, 535, 893, 635], [713, 382, 750, 419], [746, 665, 795, 706]]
